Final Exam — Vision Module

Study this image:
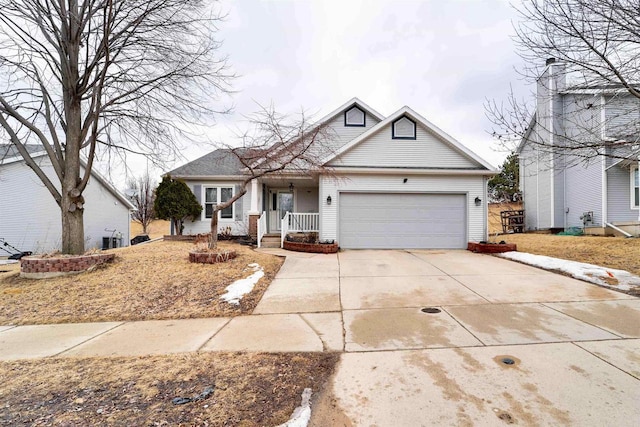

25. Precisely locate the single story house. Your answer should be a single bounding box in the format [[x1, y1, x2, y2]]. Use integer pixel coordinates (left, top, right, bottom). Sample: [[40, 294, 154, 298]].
[[0, 144, 135, 254], [518, 59, 640, 236], [168, 98, 496, 249]]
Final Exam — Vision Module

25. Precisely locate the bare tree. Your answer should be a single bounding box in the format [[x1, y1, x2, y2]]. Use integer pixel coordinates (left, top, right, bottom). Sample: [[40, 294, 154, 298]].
[[127, 173, 156, 235], [487, 0, 640, 162], [0, 0, 232, 254], [207, 105, 337, 250]]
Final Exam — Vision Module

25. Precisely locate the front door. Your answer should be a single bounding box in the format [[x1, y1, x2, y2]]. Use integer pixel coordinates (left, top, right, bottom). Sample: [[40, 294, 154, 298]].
[[268, 190, 294, 232]]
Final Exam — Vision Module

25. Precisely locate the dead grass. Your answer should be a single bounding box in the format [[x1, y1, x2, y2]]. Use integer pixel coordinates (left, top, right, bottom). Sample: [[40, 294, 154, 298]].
[[131, 219, 171, 240], [0, 351, 339, 426], [0, 241, 284, 325], [497, 233, 640, 277]]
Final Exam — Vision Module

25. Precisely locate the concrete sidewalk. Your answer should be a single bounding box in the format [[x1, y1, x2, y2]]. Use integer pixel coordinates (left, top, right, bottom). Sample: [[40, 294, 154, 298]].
[[1, 248, 639, 425]]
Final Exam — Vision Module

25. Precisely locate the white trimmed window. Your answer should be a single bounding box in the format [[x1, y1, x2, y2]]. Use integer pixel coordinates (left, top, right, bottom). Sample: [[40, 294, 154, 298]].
[[345, 106, 365, 127], [632, 166, 639, 209], [205, 186, 234, 219], [392, 116, 416, 139]]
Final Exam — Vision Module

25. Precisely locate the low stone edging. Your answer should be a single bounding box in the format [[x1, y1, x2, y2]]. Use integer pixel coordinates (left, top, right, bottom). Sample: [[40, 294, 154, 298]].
[[467, 242, 517, 253], [189, 250, 237, 264], [20, 253, 116, 279], [283, 240, 339, 254]]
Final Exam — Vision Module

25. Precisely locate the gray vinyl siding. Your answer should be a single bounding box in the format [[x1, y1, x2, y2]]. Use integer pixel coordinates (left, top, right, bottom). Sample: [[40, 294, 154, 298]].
[[604, 94, 640, 140], [607, 165, 638, 222], [295, 187, 319, 213], [319, 174, 487, 243], [329, 122, 479, 169], [564, 161, 603, 227], [519, 136, 539, 230], [536, 149, 553, 229], [181, 180, 251, 236], [0, 157, 131, 254], [324, 111, 381, 154]]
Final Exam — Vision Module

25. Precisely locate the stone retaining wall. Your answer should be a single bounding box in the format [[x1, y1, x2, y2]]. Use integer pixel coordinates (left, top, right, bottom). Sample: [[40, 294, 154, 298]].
[[21, 253, 116, 279], [283, 241, 339, 254], [467, 242, 517, 253]]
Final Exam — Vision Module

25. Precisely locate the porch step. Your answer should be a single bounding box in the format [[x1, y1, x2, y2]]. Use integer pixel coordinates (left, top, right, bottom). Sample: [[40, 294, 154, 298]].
[[260, 235, 281, 248]]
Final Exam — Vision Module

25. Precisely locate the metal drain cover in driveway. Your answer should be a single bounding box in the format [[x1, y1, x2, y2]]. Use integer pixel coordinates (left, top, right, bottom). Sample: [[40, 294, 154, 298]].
[[421, 307, 441, 314]]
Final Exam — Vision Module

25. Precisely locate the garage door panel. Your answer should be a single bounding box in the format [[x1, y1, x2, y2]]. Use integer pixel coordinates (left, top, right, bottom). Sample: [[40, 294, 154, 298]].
[[339, 193, 466, 249]]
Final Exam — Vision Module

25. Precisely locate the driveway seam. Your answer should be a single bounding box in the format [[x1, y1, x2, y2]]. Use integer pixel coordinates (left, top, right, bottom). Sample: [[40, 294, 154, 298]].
[[570, 341, 640, 380], [337, 252, 346, 353], [440, 306, 487, 347], [540, 302, 626, 339], [298, 314, 328, 352]]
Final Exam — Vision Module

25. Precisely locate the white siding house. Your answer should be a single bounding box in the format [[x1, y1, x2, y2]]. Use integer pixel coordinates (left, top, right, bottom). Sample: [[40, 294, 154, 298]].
[[0, 147, 134, 254], [168, 98, 496, 249], [518, 60, 640, 235]]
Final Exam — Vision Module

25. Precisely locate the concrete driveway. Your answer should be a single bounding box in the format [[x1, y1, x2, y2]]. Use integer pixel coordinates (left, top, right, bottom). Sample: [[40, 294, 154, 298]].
[[255, 248, 640, 426]]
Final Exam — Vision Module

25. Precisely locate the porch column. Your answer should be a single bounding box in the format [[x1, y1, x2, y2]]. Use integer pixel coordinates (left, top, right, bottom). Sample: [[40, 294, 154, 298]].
[[248, 179, 261, 241], [250, 178, 260, 214]]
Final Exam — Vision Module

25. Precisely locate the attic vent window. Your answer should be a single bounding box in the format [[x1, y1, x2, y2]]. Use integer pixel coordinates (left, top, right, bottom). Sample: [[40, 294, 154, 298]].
[[392, 116, 416, 139], [345, 106, 365, 127]]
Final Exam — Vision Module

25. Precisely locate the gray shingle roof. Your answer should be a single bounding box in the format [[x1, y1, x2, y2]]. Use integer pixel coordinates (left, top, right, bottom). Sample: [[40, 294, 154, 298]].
[[167, 148, 250, 177]]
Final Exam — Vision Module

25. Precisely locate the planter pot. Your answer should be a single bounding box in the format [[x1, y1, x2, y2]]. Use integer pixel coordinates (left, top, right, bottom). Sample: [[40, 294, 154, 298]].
[[467, 242, 517, 254], [189, 250, 237, 264]]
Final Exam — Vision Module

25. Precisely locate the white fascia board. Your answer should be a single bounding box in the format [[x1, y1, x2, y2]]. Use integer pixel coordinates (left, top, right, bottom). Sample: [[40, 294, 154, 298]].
[[323, 106, 497, 172], [516, 114, 538, 155], [326, 166, 497, 176]]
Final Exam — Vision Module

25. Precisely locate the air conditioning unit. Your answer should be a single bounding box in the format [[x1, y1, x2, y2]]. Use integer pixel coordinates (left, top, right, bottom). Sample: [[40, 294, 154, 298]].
[[580, 211, 593, 225]]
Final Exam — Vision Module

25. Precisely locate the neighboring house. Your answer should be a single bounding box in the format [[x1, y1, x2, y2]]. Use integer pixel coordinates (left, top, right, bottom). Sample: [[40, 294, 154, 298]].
[[0, 145, 135, 254], [518, 59, 640, 236], [168, 98, 496, 249]]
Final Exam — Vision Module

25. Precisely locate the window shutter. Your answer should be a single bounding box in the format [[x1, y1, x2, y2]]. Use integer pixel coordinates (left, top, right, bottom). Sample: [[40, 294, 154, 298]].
[[234, 185, 243, 221], [192, 184, 201, 204]]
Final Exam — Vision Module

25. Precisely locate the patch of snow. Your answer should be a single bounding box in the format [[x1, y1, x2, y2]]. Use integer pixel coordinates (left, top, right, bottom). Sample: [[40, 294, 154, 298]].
[[277, 388, 312, 427], [0, 259, 18, 265], [498, 251, 640, 292], [219, 263, 264, 305]]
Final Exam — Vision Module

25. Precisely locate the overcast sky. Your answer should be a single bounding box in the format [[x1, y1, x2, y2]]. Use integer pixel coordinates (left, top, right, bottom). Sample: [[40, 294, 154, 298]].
[[114, 0, 533, 187]]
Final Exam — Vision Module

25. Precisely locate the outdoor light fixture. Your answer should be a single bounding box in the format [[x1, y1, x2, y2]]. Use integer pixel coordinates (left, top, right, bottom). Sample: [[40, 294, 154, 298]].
[[403, 178, 408, 183], [474, 196, 482, 206], [326, 195, 332, 205], [289, 182, 294, 192]]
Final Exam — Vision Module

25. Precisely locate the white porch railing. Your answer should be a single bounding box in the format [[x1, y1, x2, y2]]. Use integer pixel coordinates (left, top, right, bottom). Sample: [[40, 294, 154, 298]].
[[257, 211, 267, 248], [281, 212, 320, 247]]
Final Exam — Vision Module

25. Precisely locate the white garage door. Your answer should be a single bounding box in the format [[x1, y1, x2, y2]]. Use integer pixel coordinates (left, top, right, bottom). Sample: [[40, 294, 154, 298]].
[[339, 193, 467, 249]]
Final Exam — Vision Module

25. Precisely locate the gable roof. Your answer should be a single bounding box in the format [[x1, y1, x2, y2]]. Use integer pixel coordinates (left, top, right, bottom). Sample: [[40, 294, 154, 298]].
[[167, 148, 249, 178], [323, 106, 496, 171], [0, 144, 135, 209]]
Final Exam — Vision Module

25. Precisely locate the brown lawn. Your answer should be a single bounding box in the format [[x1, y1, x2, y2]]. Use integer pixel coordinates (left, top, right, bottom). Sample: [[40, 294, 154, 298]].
[[488, 202, 523, 235], [0, 352, 339, 427], [130, 219, 171, 239], [497, 233, 640, 277], [0, 241, 283, 325]]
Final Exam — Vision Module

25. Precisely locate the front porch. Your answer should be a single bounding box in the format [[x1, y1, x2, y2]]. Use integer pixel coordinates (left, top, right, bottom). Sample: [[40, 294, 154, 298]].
[[246, 177, 321, 248]]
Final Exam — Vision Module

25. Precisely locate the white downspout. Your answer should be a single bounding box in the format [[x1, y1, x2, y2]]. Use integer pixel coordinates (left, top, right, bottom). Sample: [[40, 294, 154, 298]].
[[601, 95, 608, 227]]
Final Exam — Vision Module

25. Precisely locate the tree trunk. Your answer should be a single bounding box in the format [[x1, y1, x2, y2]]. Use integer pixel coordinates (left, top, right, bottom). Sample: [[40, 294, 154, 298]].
[[209, 209, 219, 249], [61, 190, 85, 254]]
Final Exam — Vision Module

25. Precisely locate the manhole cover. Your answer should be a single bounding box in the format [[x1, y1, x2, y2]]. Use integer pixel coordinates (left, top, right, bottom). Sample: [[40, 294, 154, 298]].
[[421, 307, 441, 314]]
